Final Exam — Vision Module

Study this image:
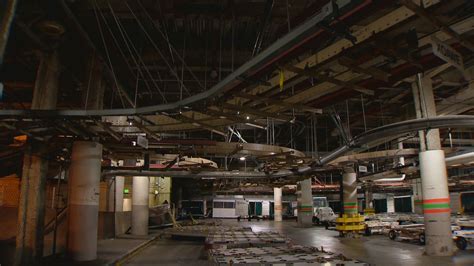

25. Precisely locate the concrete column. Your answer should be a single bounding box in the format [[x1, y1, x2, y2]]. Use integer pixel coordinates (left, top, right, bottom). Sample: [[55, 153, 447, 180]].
[[83, 53, 105, 110], [342, 170, 358, 215], [419, 150, 453, 256], [32, 51, 60, 109], [297, 178, 313, 227], [364, 187, 373, 209], [15, 144, 48, 265], [106, 179, 115, 212], [177, 186, 183, 209], [132, 176, 149, 236], [412, 178, 423, 214], [273, 187, 283, 222], [67, 141, 103, 261], [414, 74, 453, 256], [115, 176, 125, 212], [387, 195, 395, 213], [0, 0, 19, 65]]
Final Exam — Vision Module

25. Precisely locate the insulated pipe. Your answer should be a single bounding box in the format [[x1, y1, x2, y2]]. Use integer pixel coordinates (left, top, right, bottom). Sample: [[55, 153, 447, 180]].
[[102, 116, 474, 181], [0, 0, 359, 118], [419, 150, 453, 256], [132, 176, 149, 236], [67, 141, 102, 261], [273, 187, 283, 222], [445, 152, 474, 166], [319, 116, 474, 166]]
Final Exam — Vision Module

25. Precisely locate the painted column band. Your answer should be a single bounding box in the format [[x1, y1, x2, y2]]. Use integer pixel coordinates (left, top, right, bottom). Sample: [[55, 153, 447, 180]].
[[297, 205, 313, 212], [423, 198, 450, 214], [343, 202, 357, 209]]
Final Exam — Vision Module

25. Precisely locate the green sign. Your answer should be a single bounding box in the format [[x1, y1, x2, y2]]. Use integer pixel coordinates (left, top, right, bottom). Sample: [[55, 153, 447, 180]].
[[124, 188, 129, 194]]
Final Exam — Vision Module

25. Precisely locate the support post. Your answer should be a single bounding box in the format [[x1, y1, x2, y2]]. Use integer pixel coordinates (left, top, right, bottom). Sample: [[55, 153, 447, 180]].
[[364, 186, 373, 210], [273, 187, 283, 222], [83, 52, 105, 110], [15, 144, 48, 265], [31, 51, 60, 109], [115, 176, 124, 212], [297, 178, 313, 227], [419, 150, 453, 255], [67, 141, 103, 261], [132, 176, 149, 236], [412, 178, 423, 214], [342, 170, 358, 215], [0, 0, 18, 65], [413, 74, 452, 256]]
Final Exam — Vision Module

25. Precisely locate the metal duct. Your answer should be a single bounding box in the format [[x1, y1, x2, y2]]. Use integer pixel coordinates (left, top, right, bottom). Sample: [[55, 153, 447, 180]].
[[103, 116, 474, 180], [0, 0, 354, 117]]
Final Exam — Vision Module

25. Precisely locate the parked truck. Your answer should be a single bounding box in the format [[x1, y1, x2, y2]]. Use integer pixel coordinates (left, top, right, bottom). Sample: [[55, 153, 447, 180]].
[[312, 197, 337, 227]]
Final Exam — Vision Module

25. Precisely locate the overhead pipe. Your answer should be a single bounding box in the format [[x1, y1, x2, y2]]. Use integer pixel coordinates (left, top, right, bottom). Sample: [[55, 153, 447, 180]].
[[319, 115, 474, 166], [361, 150, 474, 182], [102, 169, 292, 179], [102, 116, 474, 180], [0, 0, 360, 117]]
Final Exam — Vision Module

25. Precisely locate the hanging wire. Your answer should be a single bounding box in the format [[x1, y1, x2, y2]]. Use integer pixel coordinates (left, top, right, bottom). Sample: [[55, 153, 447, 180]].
[[361, 94, 367, 132], [84, 52, 95, 110], [136, 0, 204, 91], [218, 17, 223, 81], [92, 0, 126, 107], [286, 0, 291, 32], [108, 1, 167, 102], [204, 28, 208, 90], [124, 1, 191, 96], [180, 31, 186, 101]]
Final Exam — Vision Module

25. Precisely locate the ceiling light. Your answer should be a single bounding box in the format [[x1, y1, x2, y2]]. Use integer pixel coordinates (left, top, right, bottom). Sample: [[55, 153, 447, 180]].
[[239, 156, 246, 161], [246, 116, 250, 120]]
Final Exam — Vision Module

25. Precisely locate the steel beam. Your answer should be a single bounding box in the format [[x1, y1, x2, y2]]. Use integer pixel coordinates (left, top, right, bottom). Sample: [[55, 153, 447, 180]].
[[0, 0, 18, 65], [0, 0, 348, 117]]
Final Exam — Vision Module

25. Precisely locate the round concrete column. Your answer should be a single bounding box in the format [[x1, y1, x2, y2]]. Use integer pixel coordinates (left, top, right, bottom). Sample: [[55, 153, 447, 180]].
[[343, 171, 358, 215], [67, 141, 102, 261], [273, 187, 283, 222], [115, 176, 125, 212], [419, 150, 453, 256], [365, 188, 373, 209], [132, 176, 149, 236], [297, 179, 313, 227], [412, 178, 423, 214]]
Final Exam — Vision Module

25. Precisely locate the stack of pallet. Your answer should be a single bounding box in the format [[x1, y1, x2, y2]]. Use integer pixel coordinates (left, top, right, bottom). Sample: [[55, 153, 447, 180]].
[[205, 231, 288, 249], [209, 245, 368, 265]]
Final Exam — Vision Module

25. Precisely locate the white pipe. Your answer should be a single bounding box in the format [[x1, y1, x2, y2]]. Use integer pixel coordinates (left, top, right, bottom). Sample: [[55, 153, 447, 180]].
[[445, 152, 474, 166], [367, 151, 474, 182]]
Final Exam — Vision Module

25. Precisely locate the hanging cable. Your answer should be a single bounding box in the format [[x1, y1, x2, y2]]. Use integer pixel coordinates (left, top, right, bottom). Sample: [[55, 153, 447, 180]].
[[84, 52, 95, 110], [92, 0, 126, 107], [124, 1, 191, 96], [108, 1, 167, 102], [136, 0, 204, 91], [361, 94, 367, 132]]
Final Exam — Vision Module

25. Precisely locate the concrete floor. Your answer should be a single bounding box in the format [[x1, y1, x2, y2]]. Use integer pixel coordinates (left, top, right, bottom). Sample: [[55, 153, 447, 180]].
[[123, 219, 474, 266]]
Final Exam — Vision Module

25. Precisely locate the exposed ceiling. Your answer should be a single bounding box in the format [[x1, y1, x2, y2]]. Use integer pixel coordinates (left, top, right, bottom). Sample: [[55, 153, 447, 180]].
[[0, 0, 473, 193]]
